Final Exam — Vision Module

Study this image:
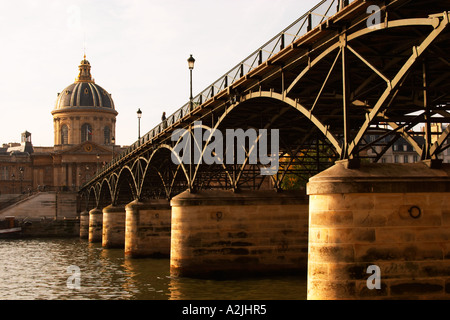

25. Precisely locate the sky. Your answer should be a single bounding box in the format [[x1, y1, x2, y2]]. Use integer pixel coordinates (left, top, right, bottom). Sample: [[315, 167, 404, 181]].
[[0, 0, 316, 147]]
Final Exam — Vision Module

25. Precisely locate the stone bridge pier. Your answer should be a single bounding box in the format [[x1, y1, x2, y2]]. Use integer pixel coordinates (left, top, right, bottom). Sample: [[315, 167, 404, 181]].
[[82, 200, 171, 257], [102, 205, 126, 249], [88, 208, 103, 243], [79, 211, 89, 239], [169, 190, 309, 279], [307, 161, 450, 300], [125, 199, 172, 258]]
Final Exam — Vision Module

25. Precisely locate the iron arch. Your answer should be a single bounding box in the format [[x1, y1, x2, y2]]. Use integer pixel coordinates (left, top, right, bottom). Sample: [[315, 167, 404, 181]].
[[113, 166, 138, 205], [185, 94, 338, 191], [140, 144, 190, 199]]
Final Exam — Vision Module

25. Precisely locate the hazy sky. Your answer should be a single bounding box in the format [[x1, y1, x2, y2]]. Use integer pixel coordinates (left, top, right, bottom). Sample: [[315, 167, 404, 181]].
[[0, 0, 315, 147]]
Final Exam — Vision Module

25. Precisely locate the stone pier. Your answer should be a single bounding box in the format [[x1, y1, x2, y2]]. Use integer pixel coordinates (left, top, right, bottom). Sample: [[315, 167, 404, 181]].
[[124, 199, 171, 258], [307, 161, 450, 300], [170, 190, 309, 279], [88, 208, 103, 243], [79, 211, 89, 239], [102, 205, 126, 249]]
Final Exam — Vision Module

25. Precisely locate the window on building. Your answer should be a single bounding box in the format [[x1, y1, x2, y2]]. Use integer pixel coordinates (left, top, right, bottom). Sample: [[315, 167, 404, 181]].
[[381, 157, 387, 163], [61, 125, 69, 145], [0, 167, 9, 180], [104, 126, 111, 144], [393, 144, 399, 151], [404, 155, 409, 163], [403, 144, 408, 152], [413, 155, 418, 162], [394, 155, 399, 163], [81, 123, 93, 142]]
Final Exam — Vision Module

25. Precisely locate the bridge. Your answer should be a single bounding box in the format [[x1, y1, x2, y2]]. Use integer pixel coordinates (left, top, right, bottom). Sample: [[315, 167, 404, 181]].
[[79, 0, 450, 300]]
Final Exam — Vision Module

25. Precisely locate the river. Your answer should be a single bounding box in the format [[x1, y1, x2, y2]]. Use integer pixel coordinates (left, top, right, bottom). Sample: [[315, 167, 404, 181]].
[[0, 238, 307, 300]]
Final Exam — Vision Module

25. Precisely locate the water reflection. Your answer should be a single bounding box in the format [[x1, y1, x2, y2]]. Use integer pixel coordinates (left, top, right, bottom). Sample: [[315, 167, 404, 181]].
[[168, 276, 307, 300], [0, 238, 306, 300]]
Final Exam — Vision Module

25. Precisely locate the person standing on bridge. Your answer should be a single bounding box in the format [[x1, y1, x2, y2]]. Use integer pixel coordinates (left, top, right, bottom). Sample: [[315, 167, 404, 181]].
[[162, 112, 167, 129]]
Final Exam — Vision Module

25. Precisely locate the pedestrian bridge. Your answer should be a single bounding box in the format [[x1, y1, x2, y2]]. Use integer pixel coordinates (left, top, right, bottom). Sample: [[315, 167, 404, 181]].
[[78, 0, 450, 300]]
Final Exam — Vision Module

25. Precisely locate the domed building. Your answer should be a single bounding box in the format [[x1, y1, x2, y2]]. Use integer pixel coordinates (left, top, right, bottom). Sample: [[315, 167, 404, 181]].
[[0, 56, 125, 200], [52, 56, 118, 148]]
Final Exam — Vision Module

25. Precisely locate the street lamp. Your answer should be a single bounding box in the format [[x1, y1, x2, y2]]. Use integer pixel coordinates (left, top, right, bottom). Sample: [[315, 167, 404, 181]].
[[19, 167, 24, 194], [111, 136, 115, 161], [11, 174, 15, 194], [137, 108, 142, 140], [187, 54, 195, 110], [96, 154, 100, 174]]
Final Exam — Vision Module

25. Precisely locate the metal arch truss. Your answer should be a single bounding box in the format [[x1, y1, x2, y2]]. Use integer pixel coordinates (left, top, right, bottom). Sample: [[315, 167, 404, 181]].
[[79, 1, 450, 210], [271, 11, 450, 161], [81, 123, 338, 209]]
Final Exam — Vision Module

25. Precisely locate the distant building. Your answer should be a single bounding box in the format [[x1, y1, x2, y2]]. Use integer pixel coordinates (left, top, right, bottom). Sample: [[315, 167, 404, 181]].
[[365, 124, 449, 164], [380, 136, 423, 164], [431, 123, 450, 164], [0, 57, 126, 195]]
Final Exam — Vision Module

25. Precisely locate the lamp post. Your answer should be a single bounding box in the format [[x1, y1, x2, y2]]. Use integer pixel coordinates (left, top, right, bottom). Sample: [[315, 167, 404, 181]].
[[111, 136, 115, 161], [137, 108, 142, 141], [96, 154, 100, 174], [11, 174, 15, 194], [187, 54, 195, 110], [19, 167, 24, 194]]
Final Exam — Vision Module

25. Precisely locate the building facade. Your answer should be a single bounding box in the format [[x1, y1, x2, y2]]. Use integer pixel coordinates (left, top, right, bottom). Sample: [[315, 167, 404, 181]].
[[365, 124, 450, 164]]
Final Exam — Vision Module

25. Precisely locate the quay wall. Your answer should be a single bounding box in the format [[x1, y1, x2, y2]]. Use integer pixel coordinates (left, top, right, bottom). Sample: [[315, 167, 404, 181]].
[[0, 192, 80, 238], [0, 192, 78, 219]]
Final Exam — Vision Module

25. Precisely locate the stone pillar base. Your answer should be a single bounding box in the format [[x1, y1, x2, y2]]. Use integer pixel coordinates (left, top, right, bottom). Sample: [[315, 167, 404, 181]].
[[307, 162, 450, 300], [125, 199, 171, 258], [88, 208, 103, 243], [170, 190, 309, 279], [79, 211, 89, 239], [102, 205, 126, 249]]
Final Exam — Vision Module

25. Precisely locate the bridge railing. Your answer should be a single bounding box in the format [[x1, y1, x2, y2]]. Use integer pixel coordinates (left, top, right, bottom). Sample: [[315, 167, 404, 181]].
[[88, 0, 355, 184]]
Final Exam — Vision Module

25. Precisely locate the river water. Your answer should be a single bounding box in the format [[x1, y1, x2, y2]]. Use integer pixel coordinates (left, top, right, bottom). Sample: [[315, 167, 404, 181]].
[[0, 238, 307, 300]]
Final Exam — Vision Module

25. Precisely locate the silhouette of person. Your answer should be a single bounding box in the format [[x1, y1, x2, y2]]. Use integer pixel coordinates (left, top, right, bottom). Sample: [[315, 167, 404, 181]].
[[162, 112, 167, 129]]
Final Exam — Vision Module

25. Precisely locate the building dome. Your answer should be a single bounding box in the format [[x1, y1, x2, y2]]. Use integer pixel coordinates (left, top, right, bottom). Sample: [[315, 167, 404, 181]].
[[54, 82, 115, 110], [51, 56, 118, 148], [53, 56, 116, 111]]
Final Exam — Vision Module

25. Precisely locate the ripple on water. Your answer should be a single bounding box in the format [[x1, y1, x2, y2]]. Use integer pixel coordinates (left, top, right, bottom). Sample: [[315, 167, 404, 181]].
[[0, 238, 306, 300]]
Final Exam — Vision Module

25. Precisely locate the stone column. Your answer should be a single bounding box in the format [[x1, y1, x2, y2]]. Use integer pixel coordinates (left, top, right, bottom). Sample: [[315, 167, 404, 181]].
[[125, 199, 171, 258], [88, 208, 103, 243], [76, 165, 81, 188], [54, 118, 60, 145], [307, 161, 450, 300], [170, 190, 309, 279], [67, 163, 73, 187], [102, 205, 126, 249], [80, 211, 89, 239], [69, 117, 75, 145]]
